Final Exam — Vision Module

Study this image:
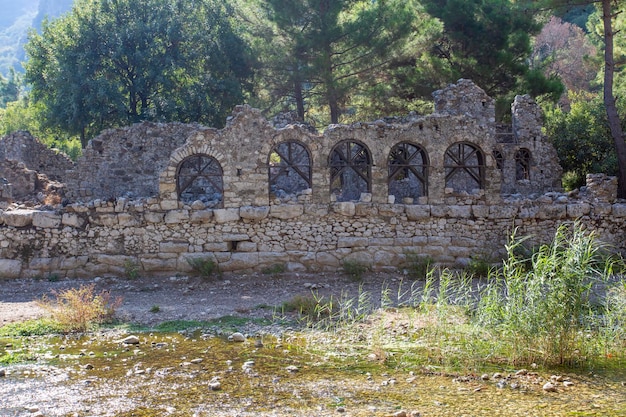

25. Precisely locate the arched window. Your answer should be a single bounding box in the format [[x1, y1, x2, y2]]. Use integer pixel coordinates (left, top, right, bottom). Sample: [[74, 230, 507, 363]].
[[176, 154, 223, 207], [515, 148, 531, 180], [388, 142, 428, 202], [329, 140, 371, 202], [444, 142, 485, 193], [268, 141, 312, 201]]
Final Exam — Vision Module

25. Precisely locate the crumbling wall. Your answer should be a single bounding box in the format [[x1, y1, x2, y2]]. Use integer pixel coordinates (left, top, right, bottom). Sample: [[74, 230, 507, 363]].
[[65, 122, 205, 200], [0, 131, 74, 182]]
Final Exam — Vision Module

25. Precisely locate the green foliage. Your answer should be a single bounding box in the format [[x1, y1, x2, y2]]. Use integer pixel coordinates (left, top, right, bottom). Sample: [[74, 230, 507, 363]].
[[467, 255, 493, 278], [544, 93, 618, 188], [403, 253, 434, 280], [25, 0, 253, 146], [474, 223, 621, 365], [149, 305, 160, 313], [39, 284, 122, 333], [342, 260, 369, 282], [0, 318, 65, 337], [250, 0, 417, 124], [124, 259, 140, 280], [186, 257, 220, 279], [261, 263, 286, 275], [0, 70, 19, 108], [420, 0, 563, 113]]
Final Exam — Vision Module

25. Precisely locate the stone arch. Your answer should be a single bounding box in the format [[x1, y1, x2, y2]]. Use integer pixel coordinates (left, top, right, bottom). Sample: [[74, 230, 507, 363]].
[[388, 142, 429, 203], [515, 148, 532, 181], [268, 140, 312, 202], [329, 140, 372, 202], [176, 154, 224, 207], [444, 142, 485, 193]]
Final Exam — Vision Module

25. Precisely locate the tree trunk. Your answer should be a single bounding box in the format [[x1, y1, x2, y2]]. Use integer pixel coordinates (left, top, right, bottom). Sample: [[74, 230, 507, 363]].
[[602, 0, 626, 198]]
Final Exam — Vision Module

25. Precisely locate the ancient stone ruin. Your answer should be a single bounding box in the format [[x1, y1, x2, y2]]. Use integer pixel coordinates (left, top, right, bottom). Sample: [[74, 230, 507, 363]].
[[0, 80, 623, 279]]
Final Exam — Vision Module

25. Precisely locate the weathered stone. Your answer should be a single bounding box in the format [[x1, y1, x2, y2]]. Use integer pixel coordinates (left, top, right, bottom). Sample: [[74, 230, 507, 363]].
[[2, 210, 35, 227], [332, 202, 355, 217], [62, 213, 86, 228], [0, 259, 22, 278], [270, 204, 303, 219], [164, 210, 190, 224], [214, 208, 241, 223], [190, 209, 214, 223], [337, 237, 368, 248], [160, 241, 190, 253], [240, 206, 270, 220], [32, 211, 62, 228], [406, 205, 431, 220]]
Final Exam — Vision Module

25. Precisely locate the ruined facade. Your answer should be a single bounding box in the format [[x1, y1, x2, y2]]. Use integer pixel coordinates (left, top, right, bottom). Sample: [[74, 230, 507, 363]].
[[0, 80, 623, 279]]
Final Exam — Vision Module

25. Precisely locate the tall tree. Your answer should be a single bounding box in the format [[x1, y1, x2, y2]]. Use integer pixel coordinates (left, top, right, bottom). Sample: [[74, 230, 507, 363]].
[[256, 0, 416, 124], [536, 0, 626, 198], [0, 70, 19, 108], [25, 0, 253, 147], [421, 0, 563, 108]]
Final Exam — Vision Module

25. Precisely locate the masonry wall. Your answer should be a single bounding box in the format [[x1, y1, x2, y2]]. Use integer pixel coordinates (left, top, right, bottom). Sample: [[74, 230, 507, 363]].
[[0, 187, 624, 279], [0, 80, 622, 279]]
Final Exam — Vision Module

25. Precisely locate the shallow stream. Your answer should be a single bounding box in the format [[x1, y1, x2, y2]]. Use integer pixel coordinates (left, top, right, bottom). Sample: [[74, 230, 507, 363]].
[[1, 331, 625, 416]]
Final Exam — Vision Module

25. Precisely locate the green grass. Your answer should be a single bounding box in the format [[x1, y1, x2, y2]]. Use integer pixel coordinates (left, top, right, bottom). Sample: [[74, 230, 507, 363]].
[[0, 318, 65, 337]]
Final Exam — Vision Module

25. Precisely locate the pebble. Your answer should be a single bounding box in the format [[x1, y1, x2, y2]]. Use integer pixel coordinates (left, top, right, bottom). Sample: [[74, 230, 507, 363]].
[[190, 358, 203, 364], [0, 369, 5, 377], [543, 382, 558, 392], [480, 373, 490, 380], [228, 332, 245, 342], [286, 365, 299, 373], [563, 380, 575, 387], [120, 335, 140, 345]]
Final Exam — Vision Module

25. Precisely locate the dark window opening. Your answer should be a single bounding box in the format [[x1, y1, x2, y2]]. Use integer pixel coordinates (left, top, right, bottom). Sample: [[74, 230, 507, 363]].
[[268, 141, 312, 202], [444, 142, 485, 193], [176, 154, 223, 207], [329, 140, 372, 202], [515, 148, 531, 181], [388, 142, 428, 203]]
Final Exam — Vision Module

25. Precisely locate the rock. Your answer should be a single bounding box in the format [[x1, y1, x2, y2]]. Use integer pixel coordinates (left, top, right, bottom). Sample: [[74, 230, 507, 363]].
[[543, 382, 558, 392], [563, 380, 575, 387], [120, 335, 140, 345], [480, 373, 490, 380], [0, 369, 5, 377], [190, 358, 203, 364], [209, 378, 221, 391], [228, 332, 245, 342], [515, 369, 528, 376], [84, 364, 94, 370], [286, 365, 299, 373]]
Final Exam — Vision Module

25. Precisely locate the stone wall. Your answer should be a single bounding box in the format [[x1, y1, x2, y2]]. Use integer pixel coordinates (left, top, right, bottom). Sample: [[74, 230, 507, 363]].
[[0, 180, 623, 279], [0, 79, 621, 279]]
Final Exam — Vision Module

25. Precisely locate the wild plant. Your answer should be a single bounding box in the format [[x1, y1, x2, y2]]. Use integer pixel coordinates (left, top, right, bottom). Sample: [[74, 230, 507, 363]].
[[39, 284, 122, 333], [473, 223, 619, 365], [342, 260, 369, 282], [186, 257, 220, 279]]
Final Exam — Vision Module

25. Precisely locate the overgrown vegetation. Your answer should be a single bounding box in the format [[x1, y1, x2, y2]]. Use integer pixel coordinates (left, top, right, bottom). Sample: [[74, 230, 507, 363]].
[[342, 260, 369, 282], [296, 224, 626, 370], [39, 284, 122, 333], [186, 257, 220, 279]]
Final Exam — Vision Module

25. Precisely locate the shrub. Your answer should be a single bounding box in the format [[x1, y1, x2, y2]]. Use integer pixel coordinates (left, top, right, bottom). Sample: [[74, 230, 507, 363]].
[[124, 259, 140, 280], [186, 257, 220, 279], [39, 284, 122, 333], [403, 253, 433, 279], [262, 263, 286, 275], [342, 260, 369, 282]]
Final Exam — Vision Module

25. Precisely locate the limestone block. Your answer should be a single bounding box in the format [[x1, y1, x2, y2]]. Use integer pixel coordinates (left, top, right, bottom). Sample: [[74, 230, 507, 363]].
[[489, 205, 519, 219], [160, 241, 190, 253], [29, 257, 57, 269], [518, 205, 540, 219], [95, 254, 128, 267], [342, 251, 372, 267], [223, 233, 250, 242], [32, 211, 62, 228], [0, 259, 22, 278], [190, 209, 214, 223], [214, 208, 241, 223], [141, 257, 179, 272], [537, 204, 566, 219], [360, 193, 372, 202], [240, 206, 270, 221], [164, 210, 190, 224], [270, 204, 304, 219], [94, 214, 118, 226], [117, 213, 140, 227], [305, 204, 329, 216], [406, 205, 431, 220], [337, 237, 368, 248], [145, 212, 165, 223], [204, 242, 230, 251], [373, 250, 397, 268], [332, 202, 355, 217], [567, 203, 591, 218], [316, 252, 340, 267], [592, 203, 612, 216], [355, 203, 378, 216], [369, 237, 394, 246], [2, 209, 35, 227], [612, 203, 626, 218], [62, 213, 86, 228], [285, 262, 307, 272], [236, 241, 258, 252], [60, 256, 89, 270], [160, 199, 180, 210], [220, 252, 259, 271], [378, 204, 405, 217], [472, 205, 490, 218]]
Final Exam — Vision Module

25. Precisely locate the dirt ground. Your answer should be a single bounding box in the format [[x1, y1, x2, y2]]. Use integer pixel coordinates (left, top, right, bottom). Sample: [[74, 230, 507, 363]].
[[0, 271, 408, 327]]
